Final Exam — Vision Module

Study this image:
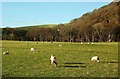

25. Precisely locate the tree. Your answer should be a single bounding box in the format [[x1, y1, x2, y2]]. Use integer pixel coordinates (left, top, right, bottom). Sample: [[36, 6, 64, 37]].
[[2, 27, 14, 40], [14, 29, 27, 41], [112, 25, 120, 41]]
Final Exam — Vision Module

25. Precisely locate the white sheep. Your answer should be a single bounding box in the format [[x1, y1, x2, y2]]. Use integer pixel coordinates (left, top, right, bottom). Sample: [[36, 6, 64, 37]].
[[3, 51, 9, 55], [59, 44, 62, 47], [91, 42, 94, 44], [31, 48, 35, 52], [50, 55, 57, 66], [81, 42, 83, 44], [91, 56, 100, 62]]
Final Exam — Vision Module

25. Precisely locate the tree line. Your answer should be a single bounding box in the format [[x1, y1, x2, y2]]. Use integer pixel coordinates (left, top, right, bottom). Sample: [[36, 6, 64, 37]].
[[2, 24, 120, 42], [2, 2, 120, 42]]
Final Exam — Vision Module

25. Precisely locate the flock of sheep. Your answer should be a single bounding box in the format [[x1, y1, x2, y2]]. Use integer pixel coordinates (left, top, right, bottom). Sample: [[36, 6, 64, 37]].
[[3, 42, 100, 67], [30, 44, 100, 67], [31, 46, 100, 66]]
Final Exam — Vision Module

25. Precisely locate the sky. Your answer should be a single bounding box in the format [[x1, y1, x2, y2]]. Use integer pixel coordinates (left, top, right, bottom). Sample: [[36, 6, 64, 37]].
[[1, 2, 112, 28], [1, 0, 113, 2]]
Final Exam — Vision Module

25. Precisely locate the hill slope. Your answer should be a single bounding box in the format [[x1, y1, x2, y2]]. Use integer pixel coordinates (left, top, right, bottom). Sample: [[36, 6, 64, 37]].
[[69, 2, 119, 28]]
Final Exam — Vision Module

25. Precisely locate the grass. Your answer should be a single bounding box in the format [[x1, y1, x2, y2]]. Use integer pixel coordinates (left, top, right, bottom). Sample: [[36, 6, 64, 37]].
[[2, 41, 118, 77]]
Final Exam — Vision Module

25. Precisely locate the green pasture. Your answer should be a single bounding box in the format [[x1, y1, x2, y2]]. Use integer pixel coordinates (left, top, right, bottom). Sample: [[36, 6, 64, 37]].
[[2, 41, 118, 77]]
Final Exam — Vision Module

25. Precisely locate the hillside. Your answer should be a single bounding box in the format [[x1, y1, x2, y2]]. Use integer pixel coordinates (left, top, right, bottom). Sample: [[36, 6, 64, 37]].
[[69, 2, 119, 28], [61, 2, 120, 42]]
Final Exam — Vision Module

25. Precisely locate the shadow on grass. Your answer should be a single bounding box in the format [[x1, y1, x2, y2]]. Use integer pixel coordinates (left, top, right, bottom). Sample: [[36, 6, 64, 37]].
[[57, 65, 86, 68], [57, 62, 86, 68], [64, 62, 84, 64], [64, 65, 86, 68], [100, 61, 120, 63]]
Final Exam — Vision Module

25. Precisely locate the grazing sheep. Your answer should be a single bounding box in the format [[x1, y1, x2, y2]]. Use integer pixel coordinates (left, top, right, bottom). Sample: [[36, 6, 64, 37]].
[[31, 48, 35, 52], [91, 56, 100, 62], [81, 42, 83, 44], [3, 51, 9, 55], [91, 42, 94, 44], [50, 55, 57, 66], [59, 44, 62, 47]]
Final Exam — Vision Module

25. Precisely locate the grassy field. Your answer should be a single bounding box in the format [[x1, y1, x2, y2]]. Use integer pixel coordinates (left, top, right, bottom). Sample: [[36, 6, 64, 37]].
[[2, 41, 118, 77]]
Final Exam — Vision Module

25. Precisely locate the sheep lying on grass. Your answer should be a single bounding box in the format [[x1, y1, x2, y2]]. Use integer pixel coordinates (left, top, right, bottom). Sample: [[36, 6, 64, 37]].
[[50, 55, 57, 66], [3, 51, 9, 55], [91, 56, 100, 63]]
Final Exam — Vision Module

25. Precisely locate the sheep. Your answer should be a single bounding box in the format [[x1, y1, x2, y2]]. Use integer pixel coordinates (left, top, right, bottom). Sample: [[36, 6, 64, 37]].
[[81, 42, 83, 44], [59, 44, 62, 47], [91, 42, 94, 44], [31, 48, 35, 52], [91, 56, 100, 62], [3, 51, 9, 55], [50, 55, 57, 66]]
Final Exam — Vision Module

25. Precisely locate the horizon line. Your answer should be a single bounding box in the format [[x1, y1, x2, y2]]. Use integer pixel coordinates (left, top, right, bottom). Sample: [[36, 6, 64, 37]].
[[1, 23, 62, 28]]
